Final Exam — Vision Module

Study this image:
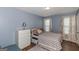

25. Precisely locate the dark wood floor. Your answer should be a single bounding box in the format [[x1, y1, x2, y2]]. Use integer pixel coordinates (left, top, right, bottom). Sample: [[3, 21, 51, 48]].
[[22, 43, 36, 51], [61, 40, 79, 51], [23, 40, 79, 51]]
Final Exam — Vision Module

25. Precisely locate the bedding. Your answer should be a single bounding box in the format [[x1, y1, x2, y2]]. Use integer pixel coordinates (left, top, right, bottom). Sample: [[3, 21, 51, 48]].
[[28, 45, 48, 51], [32, 28, 43, 35], [38, 32, 62, 51]]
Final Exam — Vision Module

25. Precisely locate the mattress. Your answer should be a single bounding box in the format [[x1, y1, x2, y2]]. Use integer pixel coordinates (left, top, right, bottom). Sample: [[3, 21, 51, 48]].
[[38, 32, 62, 51]]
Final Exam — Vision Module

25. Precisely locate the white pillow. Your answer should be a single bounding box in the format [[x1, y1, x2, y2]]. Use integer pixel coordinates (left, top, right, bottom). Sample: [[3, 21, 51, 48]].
[[37, 29, 43, 34]]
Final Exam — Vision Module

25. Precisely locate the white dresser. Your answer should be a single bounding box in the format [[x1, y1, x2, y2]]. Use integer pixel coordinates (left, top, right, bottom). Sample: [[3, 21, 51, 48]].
[[17, 29, 31, 49]]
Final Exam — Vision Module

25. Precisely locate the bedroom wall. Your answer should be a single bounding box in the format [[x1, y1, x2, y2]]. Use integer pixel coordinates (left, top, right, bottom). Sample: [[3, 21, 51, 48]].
[[51, 15, 61, 33], [50, 12, 76, 33], [0, 8, 43, 48]]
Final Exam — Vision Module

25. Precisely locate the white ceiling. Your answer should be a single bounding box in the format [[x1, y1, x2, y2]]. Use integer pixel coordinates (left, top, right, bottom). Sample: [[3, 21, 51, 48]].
[[17, 7, 79, 17]]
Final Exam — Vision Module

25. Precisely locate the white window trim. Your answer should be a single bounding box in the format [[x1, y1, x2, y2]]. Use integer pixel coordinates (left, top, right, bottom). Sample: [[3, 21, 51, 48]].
[[63, 16, 71, 34], [44, 18, 52, 32]]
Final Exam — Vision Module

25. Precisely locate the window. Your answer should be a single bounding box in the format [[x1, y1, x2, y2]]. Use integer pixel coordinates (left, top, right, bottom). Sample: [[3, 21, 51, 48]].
[[44, 19, 51, 32], [63, 17, 70, 34]]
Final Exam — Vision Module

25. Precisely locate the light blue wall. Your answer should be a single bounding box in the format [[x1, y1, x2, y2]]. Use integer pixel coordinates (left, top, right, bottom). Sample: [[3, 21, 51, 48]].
[[51, 16, 61, 33], [0, 8, 43, 48], [51, 12, 76, 33], [0, 7, 76, 48]]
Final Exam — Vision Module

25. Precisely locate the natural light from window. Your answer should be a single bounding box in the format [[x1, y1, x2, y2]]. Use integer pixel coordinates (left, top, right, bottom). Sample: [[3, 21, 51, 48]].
[[63, 17, 70, 34], [44, 19, 50, 32]]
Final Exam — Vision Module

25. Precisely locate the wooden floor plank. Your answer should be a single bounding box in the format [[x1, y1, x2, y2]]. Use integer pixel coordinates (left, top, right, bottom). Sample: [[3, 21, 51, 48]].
[[22, 43, 36, 51], [23, 40, 79, 51], [62, 40, 79, 51]]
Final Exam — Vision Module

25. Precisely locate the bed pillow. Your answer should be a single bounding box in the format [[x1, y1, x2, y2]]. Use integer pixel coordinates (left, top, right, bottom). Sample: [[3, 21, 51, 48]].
[[37, 29, 43, 34], [32, 28, 43, 35]]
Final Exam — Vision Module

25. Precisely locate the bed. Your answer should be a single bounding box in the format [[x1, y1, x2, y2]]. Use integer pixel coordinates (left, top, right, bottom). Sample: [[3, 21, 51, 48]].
[[38, 32, 62, 51]]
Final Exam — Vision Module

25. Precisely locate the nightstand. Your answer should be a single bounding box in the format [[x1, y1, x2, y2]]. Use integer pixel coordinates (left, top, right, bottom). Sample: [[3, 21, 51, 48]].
[[31, 34, 38, 44]]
